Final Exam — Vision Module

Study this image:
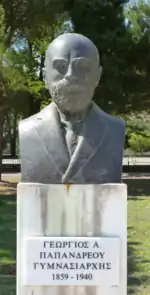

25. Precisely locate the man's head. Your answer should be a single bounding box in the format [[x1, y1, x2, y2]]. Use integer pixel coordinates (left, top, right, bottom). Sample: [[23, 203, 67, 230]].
[[44, 33, 102, 114]]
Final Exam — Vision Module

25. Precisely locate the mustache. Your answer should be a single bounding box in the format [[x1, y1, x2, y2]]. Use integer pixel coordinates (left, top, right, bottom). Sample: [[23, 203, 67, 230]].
[[51, 80, 85, 94]]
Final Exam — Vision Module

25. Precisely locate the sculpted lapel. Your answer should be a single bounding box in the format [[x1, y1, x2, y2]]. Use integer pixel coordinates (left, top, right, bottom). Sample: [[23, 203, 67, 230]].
[[62, 103, 108, 183], [36, 102, 70, 178], [35, 102, 108, 183]]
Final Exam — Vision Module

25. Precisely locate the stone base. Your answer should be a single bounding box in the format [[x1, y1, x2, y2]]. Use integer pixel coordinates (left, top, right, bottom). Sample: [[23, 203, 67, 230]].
[[17, 183, 127, 295]]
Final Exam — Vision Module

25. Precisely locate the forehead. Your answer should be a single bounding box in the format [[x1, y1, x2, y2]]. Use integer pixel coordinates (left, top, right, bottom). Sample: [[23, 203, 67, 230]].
[[47, 38, 99, 64]]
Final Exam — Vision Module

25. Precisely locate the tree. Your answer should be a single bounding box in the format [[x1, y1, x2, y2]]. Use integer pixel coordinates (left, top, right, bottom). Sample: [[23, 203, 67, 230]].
[[124, 111, 150, 153], [128, 133, 150, 154], [124, 0, 150, 112], [0, 1, 71, 165], [0, 0, 69, 45], [67, 0, 130, 113], [0, 5, 29, 177], [0, 0, 71, 116], [67, 0, 150, 114]]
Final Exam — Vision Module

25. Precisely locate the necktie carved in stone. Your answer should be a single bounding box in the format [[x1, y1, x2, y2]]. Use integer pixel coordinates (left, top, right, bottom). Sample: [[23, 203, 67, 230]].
[[66, 127, 78, 156], [60, 118, 82, 157]]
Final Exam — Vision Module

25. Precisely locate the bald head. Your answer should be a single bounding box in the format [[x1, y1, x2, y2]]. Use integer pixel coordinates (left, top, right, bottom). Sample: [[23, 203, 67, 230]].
[[46, 33, 100, 67], [44, 33, 102, 114]]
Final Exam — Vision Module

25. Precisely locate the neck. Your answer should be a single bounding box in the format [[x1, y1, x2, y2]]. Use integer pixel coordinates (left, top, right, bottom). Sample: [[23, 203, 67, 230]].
[[56, 103, 93, 124]]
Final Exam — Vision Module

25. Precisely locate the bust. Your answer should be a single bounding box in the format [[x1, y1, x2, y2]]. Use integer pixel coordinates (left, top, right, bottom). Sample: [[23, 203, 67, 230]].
[[19, 33, 125, 184]]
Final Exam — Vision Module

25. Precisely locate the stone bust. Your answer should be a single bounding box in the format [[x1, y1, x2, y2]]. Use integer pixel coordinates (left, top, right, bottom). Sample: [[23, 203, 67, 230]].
[[19, 33, 125, 184]]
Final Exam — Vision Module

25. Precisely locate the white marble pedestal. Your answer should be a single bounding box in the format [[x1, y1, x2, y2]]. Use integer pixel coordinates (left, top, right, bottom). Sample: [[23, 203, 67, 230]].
[[17, 183, 127, 295]]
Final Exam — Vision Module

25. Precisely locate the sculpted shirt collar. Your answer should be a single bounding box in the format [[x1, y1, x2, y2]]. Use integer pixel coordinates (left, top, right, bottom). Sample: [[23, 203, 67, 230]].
[[55, 102, 93, 133]]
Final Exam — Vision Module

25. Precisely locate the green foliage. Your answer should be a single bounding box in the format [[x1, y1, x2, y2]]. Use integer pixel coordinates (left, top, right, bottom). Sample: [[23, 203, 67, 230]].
[[122, 0, 150, 113], [68, 0, 130, 113], [0, 5, 20, 112], [0, 0, 71, 117], [27, 79, 44, 94], [126, 113, 150, 134], [124, 112, 150, 153], [68, 0, 150, 114], [1, 0, 150, 156], [1, 0, 149, 116], [0, 0, 69, 45], [128, 133, 150, 154], [0, 6, 68, 116], [40, 97, 52, 110], [0, 4, 4, 42], [0, 46, 29, 114]]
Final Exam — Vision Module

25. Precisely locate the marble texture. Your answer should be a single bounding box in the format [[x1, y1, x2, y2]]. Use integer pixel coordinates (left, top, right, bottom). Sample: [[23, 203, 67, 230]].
[[17, 183, 127, 295], [24, 236, 120, 286]]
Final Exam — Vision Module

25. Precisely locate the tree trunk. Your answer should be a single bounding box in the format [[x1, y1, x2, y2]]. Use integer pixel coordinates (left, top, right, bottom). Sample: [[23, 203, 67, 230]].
[[39, 54, 45, 81], [0, 115, 4, 181], [11, 111, 17, 157], [6, 111, 18, 157], [6, 113, 12, 155], [28, 41, 41, 115]]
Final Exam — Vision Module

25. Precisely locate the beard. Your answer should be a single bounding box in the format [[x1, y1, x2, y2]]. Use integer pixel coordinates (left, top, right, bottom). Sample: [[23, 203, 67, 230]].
[[49, 79, 94, 114]]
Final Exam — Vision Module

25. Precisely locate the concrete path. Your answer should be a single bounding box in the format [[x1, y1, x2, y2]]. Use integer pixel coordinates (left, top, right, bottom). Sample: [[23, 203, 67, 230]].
[[1, 173, 21, 183], [2, 157, 150, 165], [1, 172, 150, 184]]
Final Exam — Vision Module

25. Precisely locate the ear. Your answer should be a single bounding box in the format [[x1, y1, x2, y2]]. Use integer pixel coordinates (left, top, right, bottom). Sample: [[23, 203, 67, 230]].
[[95, 65, 102, 87]]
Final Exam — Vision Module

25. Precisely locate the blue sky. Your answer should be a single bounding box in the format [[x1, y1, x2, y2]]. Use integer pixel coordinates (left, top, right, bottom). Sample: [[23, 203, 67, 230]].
[[126, 0, 150, 6]]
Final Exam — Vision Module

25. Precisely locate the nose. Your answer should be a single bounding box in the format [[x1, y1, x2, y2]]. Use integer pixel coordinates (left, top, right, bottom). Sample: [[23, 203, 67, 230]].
[[65, 64, 77, 83]]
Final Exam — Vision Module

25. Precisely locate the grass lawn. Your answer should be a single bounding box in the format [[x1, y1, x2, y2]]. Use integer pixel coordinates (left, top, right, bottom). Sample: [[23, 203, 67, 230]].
[[0, 195, 16, 295], [128, 196, 150, 294], [0, 192, 150, 294]]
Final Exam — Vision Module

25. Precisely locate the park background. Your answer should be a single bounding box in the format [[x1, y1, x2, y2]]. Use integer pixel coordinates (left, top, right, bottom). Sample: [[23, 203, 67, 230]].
[[0, 0, 150, 294]]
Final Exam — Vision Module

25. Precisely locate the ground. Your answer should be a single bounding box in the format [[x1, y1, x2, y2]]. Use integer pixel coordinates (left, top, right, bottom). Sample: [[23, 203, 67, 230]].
[[128, 196, 150, 294], [0, 174, 150, 294]]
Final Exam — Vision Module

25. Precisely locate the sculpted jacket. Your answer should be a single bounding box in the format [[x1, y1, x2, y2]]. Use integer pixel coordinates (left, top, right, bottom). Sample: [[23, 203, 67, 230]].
[[19, 102, 125, 184]]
